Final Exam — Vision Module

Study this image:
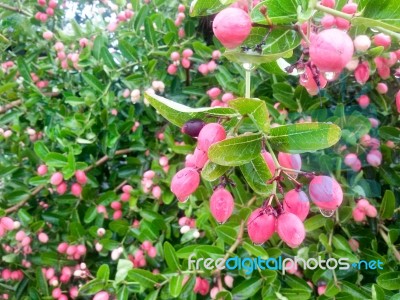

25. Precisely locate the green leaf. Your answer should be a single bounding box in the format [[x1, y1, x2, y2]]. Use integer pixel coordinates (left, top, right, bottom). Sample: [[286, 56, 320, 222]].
[[127, 269, 163, 289], [332, 235, 352, 253], [17, 57, 32, 83], [224, 28, 301, 65], [380, 190, 395, 219], [268, 123, 341, 153], [119, 40, 138, 61], [332, 250, 359, 264], [251, 0, 299, 25], [215, 225, 237, 245], [201, 161, 230, 181], [79, 279, 106, 295], [232, 278, 263, 300], [357, 0, 400, 29], [208, 133, 263, 166], [371, 284, 385, 300], [82, 72, 104, 93], [18, 209, 32, 226], [164, 242, 180, 271], [169, 275, 184, 297], [117, 286, 129, 300], [44, 152, 68, 168], [100, 47, 118, 68], [379, 126, 400, 142], [35, 267, 49, 296], [229, 98, 270, 133], [96, 264, 110, 281], [34, 141, 50, 161], [324, 281, 341, 297], [304, 215, 326, 232], [376, 272, 400, 290], [189, 0, 236, 16], [144, 18, 157, 46], [115, 259, 133, 284], [144, 92, 239, 127], [239, 154, 274, 195]]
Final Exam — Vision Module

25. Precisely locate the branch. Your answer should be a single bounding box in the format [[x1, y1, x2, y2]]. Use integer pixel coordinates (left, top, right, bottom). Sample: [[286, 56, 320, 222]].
[[5, 185, 45, 214], [379, 228, 400, 262], [0, 3, 31, 16], [0, 100, 22, 114], [84, 149, 134, 172]]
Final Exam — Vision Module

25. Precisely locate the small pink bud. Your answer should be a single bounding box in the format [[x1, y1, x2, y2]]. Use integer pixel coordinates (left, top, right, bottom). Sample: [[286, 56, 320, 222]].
[[57, 242, 69, 253], [170, 51, 180, 61], [212, 50, 221, 60], [48, 0, 57, 8], [66, 245, 77, 256], [52, 287, 62, 299], [221, 93, 234, 102], [207, 87, 222, 99], [1, 217, 14, 231], [321, 0, 335, 8], [122, 185, 133, 193], [318, 285, 327, 295], [147, 246, 157, 258], [344, 153, 358, 167], [207, 60, 217, 72], [198, 63, 209, 75], [354, 62, 370, 85], [365, 205, 377, 218], [366, 150, 382, 167], [341, 3, 357, 14], [15, 230, 26, 241], [348, 238, 359, 251], [107, 22, 118, 32], [210, 187, 234, 223], [120, 192, 130, 202], [71, 183, 82, 197], [261, 151, 276, 176], [159, 156, 169, 167], [224, 275, 234, 288], [152, 185, 162, 199], [170, 167, 200, 202], [46, 7, 54, 16], [376, 82, 388, 94], [354, 35, 371, 52], [93, 291, 109, 300], [57, 181, 67, 195], [21, 236, 32, 247], [143, 170, 156, 179], [75, 170, 87, 185], [113, 210, 123, 220], [38, 232, 49, 243], [167, 64, 178, 75], [37, 164, 48, 176], [197, 123, 226, 152], [50, 172, 63, 185], [357, 95, 370, 109], [247, 208, 276, 244], [182, 49, 193, 58], [181, 58, 191, 69], [43, 31, 53, 40], [309, 176, 343, 210], [352, 207, 366, 222], [110, 201, 122, 210], [321, 14, 335, 29], [373, 33, 391, 49]]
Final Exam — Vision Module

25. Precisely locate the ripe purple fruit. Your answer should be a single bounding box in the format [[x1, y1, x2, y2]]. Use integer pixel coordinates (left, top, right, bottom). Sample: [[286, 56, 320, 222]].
[[309, 176, 343, 210], [210, 187, 234, 223], [181, 119, 205, 138]]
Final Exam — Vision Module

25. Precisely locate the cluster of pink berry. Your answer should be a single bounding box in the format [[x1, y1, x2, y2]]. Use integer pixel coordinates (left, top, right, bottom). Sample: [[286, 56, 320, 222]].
[[35, 0, 57, 23], [1, 269, 24, 282], [352, 199, 378, 222], [193, 277, 210, 296], [141, 170, 163, 200], [128, 241, 157, 268], [207, 87, 235, 107], [42, 169, 87, 197], [53, 39, 90, 70], [167, 49, 193, 75], [26, 126, 44, 142], [57, 242, 87, 260], [174, 4, 186, 38], [320, 1, 357, 31], [197, 51, 221, 76], [0, 217, 17, 237], [0, 127, 13, 139], [1, 61, 14, 72], [107, 3, 134, 32]]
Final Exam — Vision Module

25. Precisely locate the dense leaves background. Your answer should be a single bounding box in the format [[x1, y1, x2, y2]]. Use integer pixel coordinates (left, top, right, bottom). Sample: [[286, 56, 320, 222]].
[[0, 0, 399, 299]]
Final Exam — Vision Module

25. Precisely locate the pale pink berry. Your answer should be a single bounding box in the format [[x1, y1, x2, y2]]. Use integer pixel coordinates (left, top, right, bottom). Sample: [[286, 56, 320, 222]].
[[170, 167, 200, 202], [373, 33, 391, 48], [147, 246, 157, 258], [15, 230, 26, 241], [66, 245, 77, 256], [37, 164, 48, 176], [211, 100, 224, 107], [182, 49, 193, 58], [247, 208, 276, 244], [193, 277, 210, 296], [365, 205, 377, 218], [38, 232, 49, 243], [369, 118, 380, 128], [321, 0, 335, 8], [221, 93, 234, 102], [159, 156, 169, 167], [110, 201, 122, 210], [170, 51, 180, 61], [75, 170, 87, 185], [52, 287, 62, 298], [354, 62, 370, 85], [178, 4, 185, 12], [181, 58, 191, 69], [143, 170, 155, 179], [152, 185, 162, 199], [335, 17, 350, 30], [354, 35, 371, 52], [207, 87, 222, 99], [107, 22, 118, 32], [125, 9, 134, 19], [283, 190, 310, 221], [207, 60, 217, 72], [318, 285, 327, 295], [321, 14, 335, 29], [212, 8, 252, 49], [212, 50, 221, 60], [367, 150, 382, 167], [69, 286, 79, 298], [46, 7, 54, 15], [309, 176, 343, 210], [57, 242, 69, 253], [71, 183, 82, 197], [50, 172, 63, 186], [113, 210, 123, 219], [193, 148, 208, 169], [197, 123, 226, 151], [178, 28, 185, 38], [261, 151, 276, 175], [43, 31, 53, 40], [1, 217, 14, 231], [357, 95, 370, 108], [376, 82, 388, 94], [93, 291, 109, 300], [348, 238, 359, 251], [276, 212, 305, 248], [167, 64, 178, 75], [38, 0, 46, 5], [224, 275, 234, 288], [21, 236, 31, 246], [210, 187, 234, 223], [309, 29, 354, 72], [57, 181, 67, 195], [278, 152, 301, 175], [299, 65, 327, 95], [48, 0, 57, 8], [341, 3, 357, 14], [344, 153, 358, 167], [198, 63, 209, 75]]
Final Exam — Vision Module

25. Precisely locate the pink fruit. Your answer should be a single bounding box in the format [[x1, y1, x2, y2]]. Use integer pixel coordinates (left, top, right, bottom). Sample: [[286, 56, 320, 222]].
[[113, 210, 123, 219], [352, 207, 365, 222], [37, 164, 48, 176], [1, 217, 14, 231], [212, 8, 252, 49], [321, 14, 335, 29], [210, 187, 234, 223], [182, 49, 193, 58], [358, 95, 370, 109], [71, 183, 82, 197], [52, 287, 62, 298], [221, 93, 235, 102], [207, 87, 222, 99], [167, 64, 178, 75], [170, 167, 200, 202], [198, 63, 209, 75], [50, 172, 63, 186], [93, 291, 109, 300], [396, 90, 400, 113], [341, 3, 357, 14], [48, 0, 57, 8], [278, 152, 301, 174], [170, 51, 180, 61], [299, 65, 327, 95], [79, 38, 89, 47], [178, 4, 185, 12], [57, 181, 67, 195], [344, 153, 358, 167], [181, 58, 191, 69], [110, 201, 122, 210], [354, 35, 371, 52], [197, 123, 226, 151], [283, 190, 310, 221], [43, 31, 53, 40], [276, 212, 305, 248], [38, 0, 46, 6], [107, 22, 118, 32], [143, 170, 155, 179], [247, 208, 276, 244], [366, 150, 382, 167], [38, 232, 49, 243], [193, 148, 208, 169], [224, 275, 234, 288], [309, 176, 343, 210], [348, 238, 359, 251], [321, 0, 335, 8], [57, 242, 69, 253], [309, 29, 354, 72], [152, 185, 162, 199], [369, 118, 380, 128], [354, 62, 370, 85], [335, 17, 350, 30], [376, 82, 388, 94], [365, 205, 377, 218], [318, 285, 327, 295], [261, 151, 276, 176], [147, 246, 157, 258], [75, 170, 87, 185], [193, 277, 210, 296], [373, 33, 391, 48], [212, 50, 221, 60], [207, 60, 217, 72]]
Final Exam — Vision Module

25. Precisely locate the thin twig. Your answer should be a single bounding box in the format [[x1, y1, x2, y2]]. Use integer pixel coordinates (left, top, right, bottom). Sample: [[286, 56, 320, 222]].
[[0, 100, 22, 114], [0, 3, 31, 16], [84, 149, 133, 172], [5, 185, 45, 214], [114, 180, 128, 192]]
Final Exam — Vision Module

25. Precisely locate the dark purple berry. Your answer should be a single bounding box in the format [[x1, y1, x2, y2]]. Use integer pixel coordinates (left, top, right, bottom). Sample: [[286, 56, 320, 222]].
[[181, 119, 206, 138]]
